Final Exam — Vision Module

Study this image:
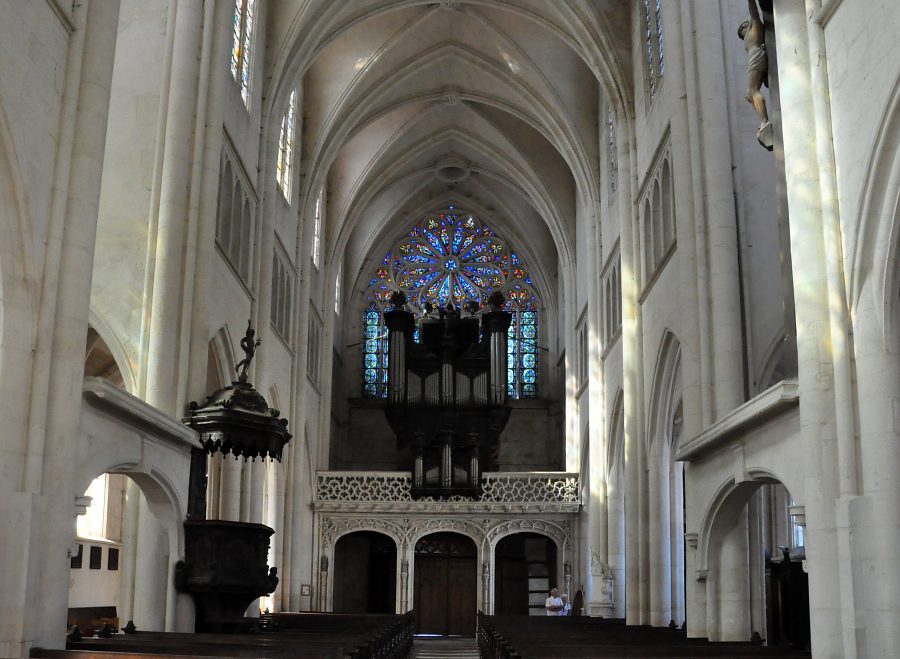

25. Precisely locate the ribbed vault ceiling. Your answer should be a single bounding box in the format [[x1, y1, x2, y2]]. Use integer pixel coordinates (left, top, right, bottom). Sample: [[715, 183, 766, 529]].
[[263, 0, 633, 299]]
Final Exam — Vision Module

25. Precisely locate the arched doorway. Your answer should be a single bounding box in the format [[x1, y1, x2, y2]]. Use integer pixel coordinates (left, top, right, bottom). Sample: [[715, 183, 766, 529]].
[[414, 532, 477, 636], [74, 325, 193, 632], [760, 483, 809, 650], [702, 476, 809, 649], [333, 531, 397, 613], [69, 471, 173, 634], [493, 533, 557, 615]]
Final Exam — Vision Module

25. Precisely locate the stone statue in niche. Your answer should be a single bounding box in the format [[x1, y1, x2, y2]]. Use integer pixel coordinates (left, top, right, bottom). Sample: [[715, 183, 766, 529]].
[[738, 0, 774, 150]]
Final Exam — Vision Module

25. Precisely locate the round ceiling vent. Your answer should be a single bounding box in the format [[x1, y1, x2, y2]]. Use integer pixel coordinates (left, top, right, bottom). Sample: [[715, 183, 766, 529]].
[[434, 155, 470, 183]]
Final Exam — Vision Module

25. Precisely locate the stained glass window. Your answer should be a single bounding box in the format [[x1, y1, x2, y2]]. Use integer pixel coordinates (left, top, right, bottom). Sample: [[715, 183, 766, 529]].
[[362, 304, 389, 398], [362, 209, 539, 399], [231, 0, 257, 108], [607, 107, 617, 195], [312, 187, 322, 268], [276, 90, 297, 200], [644, 0, 655, 100], [334, 264, 342, 315], [656, 0, 665, 75]]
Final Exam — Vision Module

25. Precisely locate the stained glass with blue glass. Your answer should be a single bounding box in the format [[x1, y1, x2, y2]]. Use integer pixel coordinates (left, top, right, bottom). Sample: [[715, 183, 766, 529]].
[[363, 209, 539, 399]]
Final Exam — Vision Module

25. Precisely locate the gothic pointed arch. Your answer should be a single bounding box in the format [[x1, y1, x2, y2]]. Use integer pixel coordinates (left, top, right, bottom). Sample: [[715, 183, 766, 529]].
[[646, 331, 682, 454], [850, 66, 900, 343]]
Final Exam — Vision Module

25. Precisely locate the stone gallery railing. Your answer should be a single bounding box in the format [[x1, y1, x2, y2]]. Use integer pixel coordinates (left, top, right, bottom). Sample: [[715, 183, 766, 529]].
[[314, 471, 580, 512]]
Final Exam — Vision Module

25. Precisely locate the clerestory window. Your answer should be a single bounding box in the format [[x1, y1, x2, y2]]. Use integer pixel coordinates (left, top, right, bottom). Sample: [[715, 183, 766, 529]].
[[231, 0, 257, 108], [642, 0, 665, 103], [275, 90, 297, 201]]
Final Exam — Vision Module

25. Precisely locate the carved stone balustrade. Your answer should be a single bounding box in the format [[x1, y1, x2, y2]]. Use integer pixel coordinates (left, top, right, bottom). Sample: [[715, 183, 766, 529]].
[[314, 471, 580, 514]]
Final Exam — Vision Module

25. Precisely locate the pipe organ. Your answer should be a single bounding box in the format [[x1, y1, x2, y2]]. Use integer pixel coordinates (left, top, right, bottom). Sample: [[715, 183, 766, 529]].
[[383, 291, 512, 498]]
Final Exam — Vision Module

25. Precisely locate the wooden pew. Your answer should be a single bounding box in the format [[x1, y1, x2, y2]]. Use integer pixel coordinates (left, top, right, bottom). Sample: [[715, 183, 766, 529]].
[[31, 611, 414, 659], [478, 613, 810, 659]]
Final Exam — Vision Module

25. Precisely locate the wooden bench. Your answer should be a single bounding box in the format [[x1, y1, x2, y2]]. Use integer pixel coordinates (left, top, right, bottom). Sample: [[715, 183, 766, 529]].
[[32, 611, 414, 659], [67, 606, 119, 638], [478, 614, 810, 659]]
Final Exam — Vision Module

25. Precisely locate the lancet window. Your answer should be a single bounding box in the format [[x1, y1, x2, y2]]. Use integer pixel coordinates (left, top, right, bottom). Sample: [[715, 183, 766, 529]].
[[231, 0, 257, 108], [275, 90, 297, 200], [642, 0, 665, 102], [607, 107, 618, 196], [362, 209, 540, 399], [311, 187, 323, 269]]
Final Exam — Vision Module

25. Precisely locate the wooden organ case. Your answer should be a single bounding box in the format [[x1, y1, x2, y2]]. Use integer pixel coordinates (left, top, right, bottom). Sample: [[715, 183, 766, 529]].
[[383, 291, 512, 499]]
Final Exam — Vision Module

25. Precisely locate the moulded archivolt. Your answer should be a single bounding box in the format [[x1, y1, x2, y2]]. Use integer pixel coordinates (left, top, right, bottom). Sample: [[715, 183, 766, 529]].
[[318, 515, 407, 548], [484, 518, 571, 553], [405, 517, 486, 545]]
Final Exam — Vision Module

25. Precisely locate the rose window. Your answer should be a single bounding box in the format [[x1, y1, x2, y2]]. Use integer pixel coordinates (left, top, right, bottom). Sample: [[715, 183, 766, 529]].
[[363, 209, 539, 399]]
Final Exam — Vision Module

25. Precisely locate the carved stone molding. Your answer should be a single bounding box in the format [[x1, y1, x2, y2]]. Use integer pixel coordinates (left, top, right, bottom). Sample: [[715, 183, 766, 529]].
[[484, 518, 572, 552], [314, 471, 581, 515], [317, 513, 575, 559], [685, 532, 699, 550], [405, 517, 486, 545], [318, 515, 407, 548]]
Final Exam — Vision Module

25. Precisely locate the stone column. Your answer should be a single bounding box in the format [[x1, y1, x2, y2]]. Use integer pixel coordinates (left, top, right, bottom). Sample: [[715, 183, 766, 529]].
[[685, 1, 745, 417], [618, 106, 645, 626], [218, 455, 243, 521], [606, 464, 626, 617], [717, 509, 751, 642], [20, 0, 121, 650], [747, 492, 766, 638], [648, 451, 672, 626], [130, 0, 208, 635], [669, 463, 685, 627], [850, 313, 900, 657], [685, 531, 705, 638], [117, 479, 140, 626], [143, 0, 204, 411], [132, 497, 169, 631], [265, 460, 287, 611], [399, 560, 410, 613], [773, 2, 852, 657], [318, 555, 329, 611]]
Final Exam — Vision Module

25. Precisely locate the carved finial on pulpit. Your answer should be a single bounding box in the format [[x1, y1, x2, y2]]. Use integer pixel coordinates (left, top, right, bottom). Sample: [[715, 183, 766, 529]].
[[235, 320, 261, 383]]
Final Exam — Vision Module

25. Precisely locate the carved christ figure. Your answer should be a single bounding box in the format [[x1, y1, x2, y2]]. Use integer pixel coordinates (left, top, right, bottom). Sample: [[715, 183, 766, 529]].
[[738, 0, 773, 149]]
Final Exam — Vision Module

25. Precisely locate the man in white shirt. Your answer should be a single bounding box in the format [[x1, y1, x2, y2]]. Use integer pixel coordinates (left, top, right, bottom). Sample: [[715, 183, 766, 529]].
[[545, 587, 563, 616]]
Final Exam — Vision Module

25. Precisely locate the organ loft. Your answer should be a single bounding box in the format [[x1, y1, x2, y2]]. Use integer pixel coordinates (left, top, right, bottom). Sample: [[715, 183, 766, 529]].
[[383, 290, 512, 498]]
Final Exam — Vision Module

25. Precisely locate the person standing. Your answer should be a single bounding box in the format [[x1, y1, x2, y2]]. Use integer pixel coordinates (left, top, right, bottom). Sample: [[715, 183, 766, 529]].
[[545, 587, 563, 616]]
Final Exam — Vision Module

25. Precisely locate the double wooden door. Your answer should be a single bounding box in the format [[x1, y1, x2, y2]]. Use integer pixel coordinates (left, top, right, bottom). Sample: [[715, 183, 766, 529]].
[[414, 533, 477, 636]]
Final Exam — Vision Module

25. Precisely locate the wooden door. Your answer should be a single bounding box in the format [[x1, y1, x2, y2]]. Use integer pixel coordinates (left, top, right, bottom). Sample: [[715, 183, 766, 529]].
[[414, 533, 476, 636]]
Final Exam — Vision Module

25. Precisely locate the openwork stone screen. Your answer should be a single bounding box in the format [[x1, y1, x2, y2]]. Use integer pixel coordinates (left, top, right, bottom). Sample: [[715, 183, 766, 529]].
[[362, 208, 540, 399], [316, 472, 579, 504]]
